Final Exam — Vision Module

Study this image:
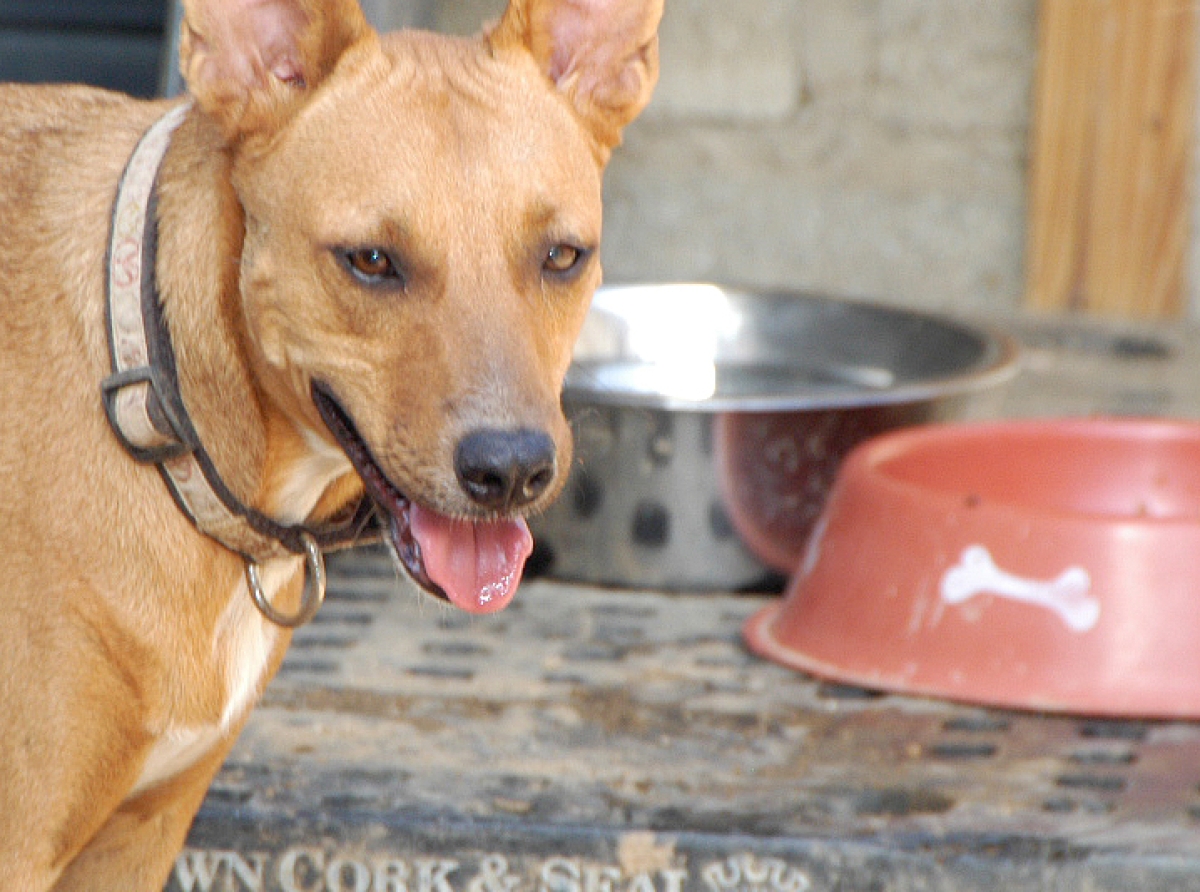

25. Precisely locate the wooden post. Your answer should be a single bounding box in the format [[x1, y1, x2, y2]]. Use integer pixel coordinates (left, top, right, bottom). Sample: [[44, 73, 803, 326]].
[[1025, 0, 1196, 317]]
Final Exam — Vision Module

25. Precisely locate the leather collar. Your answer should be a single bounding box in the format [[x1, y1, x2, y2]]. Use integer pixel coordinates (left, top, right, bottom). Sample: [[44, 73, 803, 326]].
[[101, 103, 378, 626]]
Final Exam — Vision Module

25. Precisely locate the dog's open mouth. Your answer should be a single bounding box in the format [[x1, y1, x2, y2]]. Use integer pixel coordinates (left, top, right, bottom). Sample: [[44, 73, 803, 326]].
[[312, 382, 533, 615]]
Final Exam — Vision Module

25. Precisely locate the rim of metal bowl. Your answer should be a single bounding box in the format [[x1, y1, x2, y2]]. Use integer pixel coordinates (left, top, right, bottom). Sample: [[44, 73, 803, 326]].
[[562, 283, 1020, 413]]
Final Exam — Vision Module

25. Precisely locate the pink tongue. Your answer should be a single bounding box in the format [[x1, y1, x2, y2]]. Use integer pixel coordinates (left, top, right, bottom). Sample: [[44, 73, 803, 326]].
[[408, 504, 534, 614]]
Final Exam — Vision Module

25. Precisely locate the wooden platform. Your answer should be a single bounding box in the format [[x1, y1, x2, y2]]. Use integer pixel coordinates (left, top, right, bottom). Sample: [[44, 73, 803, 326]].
[[171, 312, 1200, 892]]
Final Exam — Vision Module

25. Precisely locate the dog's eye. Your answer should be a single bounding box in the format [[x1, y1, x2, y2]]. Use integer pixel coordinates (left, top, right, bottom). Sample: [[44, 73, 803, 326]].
[[343, 248, 402, 285], [544, 244, 585, 275]]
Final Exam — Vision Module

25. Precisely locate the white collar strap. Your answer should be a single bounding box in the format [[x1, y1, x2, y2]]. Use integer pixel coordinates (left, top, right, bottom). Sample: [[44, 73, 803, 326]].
[[101, 103, 377, 627]]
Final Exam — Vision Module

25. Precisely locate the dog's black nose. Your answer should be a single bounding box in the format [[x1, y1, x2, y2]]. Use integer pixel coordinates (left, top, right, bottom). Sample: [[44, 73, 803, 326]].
[[455, 428, 557, 512]]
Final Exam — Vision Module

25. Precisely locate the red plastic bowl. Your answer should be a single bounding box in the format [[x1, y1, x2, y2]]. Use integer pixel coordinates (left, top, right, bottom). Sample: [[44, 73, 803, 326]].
[[744, 418, 1200, 718]]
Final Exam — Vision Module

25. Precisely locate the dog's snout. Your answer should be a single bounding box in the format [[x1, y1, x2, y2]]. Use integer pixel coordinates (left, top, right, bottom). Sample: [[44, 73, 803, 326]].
[[455, 428, 557, 512]]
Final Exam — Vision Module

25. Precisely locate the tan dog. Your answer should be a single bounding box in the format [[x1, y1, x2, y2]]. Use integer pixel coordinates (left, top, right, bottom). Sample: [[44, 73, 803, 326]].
[[0, 0, 661, 886]]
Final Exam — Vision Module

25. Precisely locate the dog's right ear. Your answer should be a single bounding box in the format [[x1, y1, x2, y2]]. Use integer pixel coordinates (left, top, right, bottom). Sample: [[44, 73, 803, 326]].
[[179, 0, 374, 140]]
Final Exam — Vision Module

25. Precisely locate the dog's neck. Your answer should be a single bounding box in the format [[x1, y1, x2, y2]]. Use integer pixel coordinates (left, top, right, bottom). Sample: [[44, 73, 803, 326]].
[[152, 111, 361, 530]]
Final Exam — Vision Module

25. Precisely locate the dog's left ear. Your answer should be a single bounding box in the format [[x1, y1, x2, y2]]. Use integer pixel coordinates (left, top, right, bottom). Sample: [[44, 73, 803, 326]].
[[179, 0, 374, 140], [490, 0, 664, 157]]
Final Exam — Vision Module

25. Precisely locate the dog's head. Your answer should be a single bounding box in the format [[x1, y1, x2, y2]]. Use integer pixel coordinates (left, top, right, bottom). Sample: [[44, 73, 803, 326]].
[[177, 0, 662, 612]]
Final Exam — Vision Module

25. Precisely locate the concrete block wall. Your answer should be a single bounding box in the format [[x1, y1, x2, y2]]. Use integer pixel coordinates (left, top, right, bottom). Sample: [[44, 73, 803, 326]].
[[414, 1, 1043, 313]]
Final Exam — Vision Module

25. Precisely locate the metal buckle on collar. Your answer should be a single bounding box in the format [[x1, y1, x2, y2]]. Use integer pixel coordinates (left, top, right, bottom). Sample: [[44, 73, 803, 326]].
[[245, 532, 327, 629], [101, 365, 197, 463]]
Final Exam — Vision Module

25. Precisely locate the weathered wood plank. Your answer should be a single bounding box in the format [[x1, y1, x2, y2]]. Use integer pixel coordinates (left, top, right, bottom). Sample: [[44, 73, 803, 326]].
[[1026, 0, 1196, 317]]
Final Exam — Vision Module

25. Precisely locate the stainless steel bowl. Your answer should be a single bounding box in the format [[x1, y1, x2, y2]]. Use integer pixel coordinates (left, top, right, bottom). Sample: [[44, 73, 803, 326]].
[[528, 283, 1019, 591]]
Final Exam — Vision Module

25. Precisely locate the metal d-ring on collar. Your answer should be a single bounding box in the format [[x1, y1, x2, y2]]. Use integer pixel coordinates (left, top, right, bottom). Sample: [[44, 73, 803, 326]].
[[102, 104, 378, 629], [247, 532, 327, 628]]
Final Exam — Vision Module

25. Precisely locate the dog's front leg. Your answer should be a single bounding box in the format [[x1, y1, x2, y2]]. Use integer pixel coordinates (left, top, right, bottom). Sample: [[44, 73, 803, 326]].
[[0, 598, 233, 891], [48, 735, 238, 892], [0, 719, 151, 890]]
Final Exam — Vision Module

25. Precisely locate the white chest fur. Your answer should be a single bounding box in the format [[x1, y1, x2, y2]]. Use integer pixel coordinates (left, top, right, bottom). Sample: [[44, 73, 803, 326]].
[[130, 559, 296, 797], [130, 425, 350, 798]]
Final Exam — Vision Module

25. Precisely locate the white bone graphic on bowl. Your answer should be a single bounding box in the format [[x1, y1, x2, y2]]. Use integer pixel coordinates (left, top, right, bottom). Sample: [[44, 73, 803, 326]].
[[939, 545, 1100, 633]]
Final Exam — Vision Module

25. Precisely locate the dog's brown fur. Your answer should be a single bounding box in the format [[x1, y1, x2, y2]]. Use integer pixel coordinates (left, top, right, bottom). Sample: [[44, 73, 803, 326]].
[[0, 0, 661, 887]]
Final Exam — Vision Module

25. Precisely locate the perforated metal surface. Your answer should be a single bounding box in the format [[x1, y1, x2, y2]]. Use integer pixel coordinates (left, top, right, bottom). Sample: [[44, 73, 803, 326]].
[[171, 314, 1200, 891]]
